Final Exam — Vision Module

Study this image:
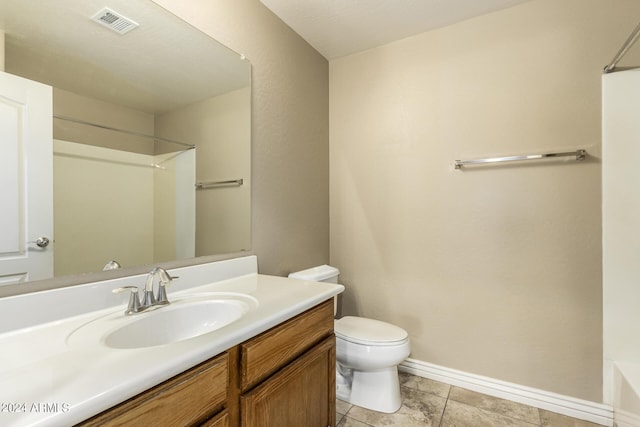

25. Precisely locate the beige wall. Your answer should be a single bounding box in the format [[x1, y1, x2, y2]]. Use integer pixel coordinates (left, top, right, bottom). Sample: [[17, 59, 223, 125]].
[[54, 139, 194, 276], [52, 90, 158, 275], [330, 0, 640, 402], [0, 31, 4, 72], [53, 140, 155, 276], [153, 0, 330, 276], [53, 88, 155, 154], [52, 88, 197, 274], [155, 87, 251, 255]]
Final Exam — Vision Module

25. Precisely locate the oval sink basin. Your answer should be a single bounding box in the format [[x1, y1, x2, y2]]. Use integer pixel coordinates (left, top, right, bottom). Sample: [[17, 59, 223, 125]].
[[67, 293, 258, 349], [106, 299, 248, 349]]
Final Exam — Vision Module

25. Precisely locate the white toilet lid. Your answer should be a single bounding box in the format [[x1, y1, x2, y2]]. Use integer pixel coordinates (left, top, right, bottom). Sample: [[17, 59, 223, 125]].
[[335, 316, 408, 346]]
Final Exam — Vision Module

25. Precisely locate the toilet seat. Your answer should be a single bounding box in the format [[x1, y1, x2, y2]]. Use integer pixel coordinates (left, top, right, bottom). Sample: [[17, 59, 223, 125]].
[[335, 316, 408, 346]]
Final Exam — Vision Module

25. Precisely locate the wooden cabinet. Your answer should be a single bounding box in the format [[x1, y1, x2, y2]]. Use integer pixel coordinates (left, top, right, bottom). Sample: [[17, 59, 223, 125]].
[[240, 299, 334, 391], [239, 299, 335, 427], [76, 299, 335, 427], [241, 336, 335, 427]]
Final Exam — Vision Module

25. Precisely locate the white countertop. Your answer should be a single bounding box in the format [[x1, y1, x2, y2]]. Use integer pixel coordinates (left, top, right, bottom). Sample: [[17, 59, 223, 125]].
[[0, 256, 343, 427]]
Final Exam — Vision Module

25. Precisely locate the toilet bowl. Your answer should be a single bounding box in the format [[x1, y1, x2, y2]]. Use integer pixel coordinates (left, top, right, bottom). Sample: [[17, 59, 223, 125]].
[[335, 316, 410, 413], [288, 265, 411, 414]]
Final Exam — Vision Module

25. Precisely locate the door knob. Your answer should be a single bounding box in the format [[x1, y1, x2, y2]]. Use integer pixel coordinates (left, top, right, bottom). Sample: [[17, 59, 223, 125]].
[[28, 237, 50, 248]]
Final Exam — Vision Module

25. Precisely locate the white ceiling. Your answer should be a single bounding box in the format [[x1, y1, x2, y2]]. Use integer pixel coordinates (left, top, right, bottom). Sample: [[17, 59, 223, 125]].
[[260, 0, 534, 59]]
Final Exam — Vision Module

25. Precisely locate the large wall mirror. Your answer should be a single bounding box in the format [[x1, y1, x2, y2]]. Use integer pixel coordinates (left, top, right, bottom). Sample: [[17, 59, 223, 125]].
[[0, 0, 251, 287]]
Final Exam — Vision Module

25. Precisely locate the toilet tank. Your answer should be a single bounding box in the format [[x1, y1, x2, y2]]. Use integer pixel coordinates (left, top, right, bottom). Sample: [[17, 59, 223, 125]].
[[288, 265, 340, 315], [288, 265, 340, 283]]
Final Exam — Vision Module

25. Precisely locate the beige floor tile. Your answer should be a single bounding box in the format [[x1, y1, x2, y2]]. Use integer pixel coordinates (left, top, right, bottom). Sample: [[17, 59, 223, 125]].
[[448, 386, 541, 424], [441, 400, 540, 427], [347, 386, 447, 427], [335, 374, 600, 427], [539, 409, 602, 427], [337, 416, 374, 427], [399, 372, 451, 398], [336, 398, 352, 427], [337, 398, 352, 415]]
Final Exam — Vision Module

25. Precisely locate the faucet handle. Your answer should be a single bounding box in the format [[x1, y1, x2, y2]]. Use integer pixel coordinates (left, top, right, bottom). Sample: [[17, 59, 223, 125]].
[[156, 282, 170, 305], [112, 286, 142, 315]]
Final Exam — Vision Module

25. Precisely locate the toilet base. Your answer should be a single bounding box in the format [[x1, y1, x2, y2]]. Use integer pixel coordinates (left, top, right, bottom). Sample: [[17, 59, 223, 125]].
[[336, 365, 402, 413]]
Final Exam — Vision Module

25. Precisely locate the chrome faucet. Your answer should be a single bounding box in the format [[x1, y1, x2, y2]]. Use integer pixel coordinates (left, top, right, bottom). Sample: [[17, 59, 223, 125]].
[[142, 267, 178, 309], [102, 260, 121, 271], [112, 267, 178, 315]]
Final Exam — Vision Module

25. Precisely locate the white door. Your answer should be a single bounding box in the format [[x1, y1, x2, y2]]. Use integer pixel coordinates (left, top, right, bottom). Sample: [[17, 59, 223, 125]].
[[0, 72, 53, 285]]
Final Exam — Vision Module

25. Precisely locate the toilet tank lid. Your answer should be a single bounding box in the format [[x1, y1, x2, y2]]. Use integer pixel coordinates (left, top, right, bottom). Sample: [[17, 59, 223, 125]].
[[288, 264, 339, 281]]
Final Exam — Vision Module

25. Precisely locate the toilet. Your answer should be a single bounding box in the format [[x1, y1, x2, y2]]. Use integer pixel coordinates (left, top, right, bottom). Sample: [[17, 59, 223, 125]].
[[288, 265, 410, 413]]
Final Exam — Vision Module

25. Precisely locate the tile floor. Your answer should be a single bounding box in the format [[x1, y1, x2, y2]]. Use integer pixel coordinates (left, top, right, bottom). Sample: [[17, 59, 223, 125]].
[[336, 372, 603, 427]]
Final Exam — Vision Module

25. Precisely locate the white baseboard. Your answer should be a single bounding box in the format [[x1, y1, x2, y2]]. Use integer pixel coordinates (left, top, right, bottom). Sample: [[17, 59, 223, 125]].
[[399, 358, 614, 427], [614, 409, 640, 427]]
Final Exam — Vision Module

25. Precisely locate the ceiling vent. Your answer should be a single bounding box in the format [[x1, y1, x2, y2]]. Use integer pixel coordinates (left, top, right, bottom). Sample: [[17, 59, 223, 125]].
[[91, 8, 139, 35]]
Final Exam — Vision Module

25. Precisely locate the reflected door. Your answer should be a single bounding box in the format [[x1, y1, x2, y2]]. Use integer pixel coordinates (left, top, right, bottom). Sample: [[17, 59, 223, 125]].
[[0, 72, 53, 285]]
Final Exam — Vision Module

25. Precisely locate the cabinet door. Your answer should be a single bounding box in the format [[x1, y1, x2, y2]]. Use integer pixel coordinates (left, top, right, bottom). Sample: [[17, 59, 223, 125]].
[[241, 335, 336, 427], [200, 410, 229, 427]]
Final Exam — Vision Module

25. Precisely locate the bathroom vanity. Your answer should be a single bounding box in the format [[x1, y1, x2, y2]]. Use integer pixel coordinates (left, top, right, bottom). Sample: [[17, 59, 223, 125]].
[[0, 256, 343, 427], [79, 300, 335, 426]]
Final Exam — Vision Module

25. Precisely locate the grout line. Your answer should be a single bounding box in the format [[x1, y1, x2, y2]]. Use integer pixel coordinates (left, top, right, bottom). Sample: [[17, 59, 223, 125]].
[[439, 384, 452, 427], [439, 399, 448, 427], [537, 407, 543, 426]]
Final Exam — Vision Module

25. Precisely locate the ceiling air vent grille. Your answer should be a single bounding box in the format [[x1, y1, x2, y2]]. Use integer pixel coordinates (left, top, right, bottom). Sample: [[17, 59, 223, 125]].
[[91, 8, 139, 35]]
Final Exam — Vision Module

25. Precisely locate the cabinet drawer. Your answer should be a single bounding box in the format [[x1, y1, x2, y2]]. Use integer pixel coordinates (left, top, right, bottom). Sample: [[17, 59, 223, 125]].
[[78, 353, 228, 427], [240, 299, 334, 391]]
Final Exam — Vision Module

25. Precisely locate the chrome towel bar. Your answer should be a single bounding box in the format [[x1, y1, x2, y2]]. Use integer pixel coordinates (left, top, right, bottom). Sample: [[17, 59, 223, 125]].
[[195, 179, 244, 189], [454, 149, 586, 169]]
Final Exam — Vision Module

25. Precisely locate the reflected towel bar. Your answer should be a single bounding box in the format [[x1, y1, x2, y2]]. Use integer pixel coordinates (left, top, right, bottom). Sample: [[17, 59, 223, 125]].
[[195, 179, 243, 189], [454, 149, 587, 169]]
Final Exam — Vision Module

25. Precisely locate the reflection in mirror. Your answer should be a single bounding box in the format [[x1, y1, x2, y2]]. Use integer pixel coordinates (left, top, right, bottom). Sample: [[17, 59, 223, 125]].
[[0, 0, 251, 285]]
